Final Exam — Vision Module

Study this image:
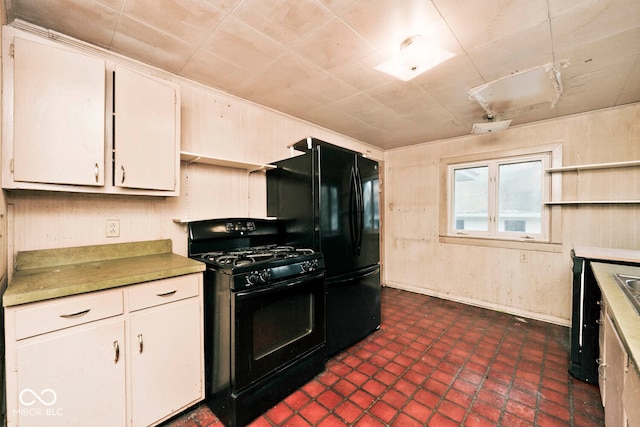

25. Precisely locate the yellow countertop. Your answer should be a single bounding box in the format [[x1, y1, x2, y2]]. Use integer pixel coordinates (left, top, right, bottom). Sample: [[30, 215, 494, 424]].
[[592, 262, 640, 369], [3, 239, 205, 307]]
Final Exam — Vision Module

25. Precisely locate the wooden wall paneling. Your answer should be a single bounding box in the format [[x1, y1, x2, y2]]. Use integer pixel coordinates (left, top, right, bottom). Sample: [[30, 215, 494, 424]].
[[377, 160, 385, 286], [179, 163, 250, 221], [179, 82, 384, 166], [384, 103, 640, 325], [248, 172, 267, 218]]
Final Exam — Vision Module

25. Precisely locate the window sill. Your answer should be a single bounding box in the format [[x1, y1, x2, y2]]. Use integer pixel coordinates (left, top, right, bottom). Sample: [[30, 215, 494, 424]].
[[439, 235, 562, 252]]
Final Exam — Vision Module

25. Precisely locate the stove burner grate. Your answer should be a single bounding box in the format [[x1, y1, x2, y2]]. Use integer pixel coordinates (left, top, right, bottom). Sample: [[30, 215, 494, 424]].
[[199, 245, 315, 268]]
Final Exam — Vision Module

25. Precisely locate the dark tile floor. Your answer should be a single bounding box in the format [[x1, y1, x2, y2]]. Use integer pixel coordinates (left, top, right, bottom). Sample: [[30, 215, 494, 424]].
[[164, 287, 604, 426]]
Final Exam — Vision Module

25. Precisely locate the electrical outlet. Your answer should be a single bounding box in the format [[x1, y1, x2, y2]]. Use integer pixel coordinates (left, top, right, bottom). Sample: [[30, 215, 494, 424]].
[[520, 252, 529, 263], [106, 220, 120, 237]]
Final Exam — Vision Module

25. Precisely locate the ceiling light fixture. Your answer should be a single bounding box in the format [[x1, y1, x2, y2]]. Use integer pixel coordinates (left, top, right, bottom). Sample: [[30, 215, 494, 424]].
[[471, 115, 513, 134], [375, 35, 455, 81], [468, 62, 567, 118]]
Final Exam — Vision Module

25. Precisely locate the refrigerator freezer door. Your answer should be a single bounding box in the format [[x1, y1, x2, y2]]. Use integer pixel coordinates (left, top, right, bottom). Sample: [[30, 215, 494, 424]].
[[326, 264, 381, 356]]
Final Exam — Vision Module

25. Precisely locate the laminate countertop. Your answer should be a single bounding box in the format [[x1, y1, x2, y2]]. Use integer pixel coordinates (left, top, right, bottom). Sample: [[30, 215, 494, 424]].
[[2, 239, 205, 307], [592, 262, 640, 369], [573, 246, 640, 263]]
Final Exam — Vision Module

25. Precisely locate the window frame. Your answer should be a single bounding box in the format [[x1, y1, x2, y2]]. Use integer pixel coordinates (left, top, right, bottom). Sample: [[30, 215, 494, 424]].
[[440, 144, 562, 248]]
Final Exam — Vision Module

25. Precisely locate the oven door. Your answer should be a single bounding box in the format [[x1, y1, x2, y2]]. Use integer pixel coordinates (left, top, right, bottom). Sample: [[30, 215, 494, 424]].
[[233, 270, 326, 391]]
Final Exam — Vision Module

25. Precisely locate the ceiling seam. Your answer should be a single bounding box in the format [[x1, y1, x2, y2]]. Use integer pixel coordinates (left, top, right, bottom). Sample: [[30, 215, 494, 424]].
[[614, 52, 640, 106], [431, 0, 483, 84]]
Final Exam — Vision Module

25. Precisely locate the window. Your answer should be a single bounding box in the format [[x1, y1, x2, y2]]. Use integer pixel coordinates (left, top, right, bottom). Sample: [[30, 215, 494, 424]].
[[448, 154, 549, 241]]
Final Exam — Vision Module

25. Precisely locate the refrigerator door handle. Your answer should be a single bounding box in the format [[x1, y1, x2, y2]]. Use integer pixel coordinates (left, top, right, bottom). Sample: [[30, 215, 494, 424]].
[[355, 165, 364, 256], [349, 166, 358, 255]]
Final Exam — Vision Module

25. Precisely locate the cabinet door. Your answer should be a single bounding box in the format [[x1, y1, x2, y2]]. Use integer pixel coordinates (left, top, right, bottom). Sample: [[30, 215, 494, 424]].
[[114, 67, 177, 191], [13, 37, 105, 186], [598, 303, 606, 405], [604, 313, 627, 427], [623, 362, 640, 427], [14, 319, 125, 427], [129, 298, 203, 426]]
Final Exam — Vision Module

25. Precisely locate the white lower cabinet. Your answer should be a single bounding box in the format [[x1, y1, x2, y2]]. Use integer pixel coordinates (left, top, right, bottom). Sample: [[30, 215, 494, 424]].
[[129, 298, 202, 427], [597, 298, 640, 427], [623, 360, 640, 427], [14, 319, 127, 427], [4, 274, 204, 427], [601, 312, 627, 427]]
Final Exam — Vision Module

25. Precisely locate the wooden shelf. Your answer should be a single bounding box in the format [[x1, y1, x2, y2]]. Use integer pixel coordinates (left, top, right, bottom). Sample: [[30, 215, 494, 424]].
[[180, 151, 275, 173], [545, 200, 640, 205], [172, 217, 277, 224], [546, 159, 640, 204], [546, 160, 640, 173], [173, 218, 201, 224]]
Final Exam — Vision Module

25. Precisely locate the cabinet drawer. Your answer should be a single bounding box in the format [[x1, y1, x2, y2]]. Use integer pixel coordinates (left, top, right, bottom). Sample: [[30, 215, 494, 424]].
[[128, 274, 200, 312], [14, 289, 124, 340]]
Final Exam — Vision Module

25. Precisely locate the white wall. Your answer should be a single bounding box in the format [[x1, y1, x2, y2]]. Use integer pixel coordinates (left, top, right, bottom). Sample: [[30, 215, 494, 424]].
[[383, 103, 640, 325]]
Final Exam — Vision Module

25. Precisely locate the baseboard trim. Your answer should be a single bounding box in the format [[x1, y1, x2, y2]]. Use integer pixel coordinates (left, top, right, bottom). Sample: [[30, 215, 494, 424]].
[[383, 281, 570, 327]]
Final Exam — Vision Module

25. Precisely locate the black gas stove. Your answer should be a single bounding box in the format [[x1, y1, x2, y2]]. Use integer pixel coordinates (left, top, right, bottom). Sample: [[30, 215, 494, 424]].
[[187, 218, 326, 427], [197, 244, 322, 287]]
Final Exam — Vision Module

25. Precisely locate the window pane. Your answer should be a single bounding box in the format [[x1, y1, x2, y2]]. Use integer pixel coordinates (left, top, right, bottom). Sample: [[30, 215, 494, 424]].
[[498, 161, 542, 233], [454, 166, 488, 231]]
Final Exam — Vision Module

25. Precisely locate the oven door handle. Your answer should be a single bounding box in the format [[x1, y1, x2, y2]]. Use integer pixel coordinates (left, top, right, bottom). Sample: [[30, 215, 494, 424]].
[[235, 271, 325, 300]]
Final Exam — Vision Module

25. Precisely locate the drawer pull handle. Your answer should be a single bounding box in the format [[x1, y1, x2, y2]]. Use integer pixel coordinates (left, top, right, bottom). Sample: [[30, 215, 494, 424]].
[[138, 334, 143, 354], [94, 163, 99, 183], [113, 341, 120, 364], [60, 309, 91, 318], [121, 165, 126, 184], [156, 290, 177, 297]]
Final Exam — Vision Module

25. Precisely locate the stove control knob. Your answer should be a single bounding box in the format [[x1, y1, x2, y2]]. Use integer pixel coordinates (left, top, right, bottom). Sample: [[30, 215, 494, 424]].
[[258, 269, 271, 283], [246, 273, 258, 286], [246, 269, 271, 286], [301, 260, 318, 273]]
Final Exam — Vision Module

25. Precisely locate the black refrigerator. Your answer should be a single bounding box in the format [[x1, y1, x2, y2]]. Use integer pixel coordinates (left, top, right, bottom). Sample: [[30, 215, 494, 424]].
[[267, 137, 381, 356]]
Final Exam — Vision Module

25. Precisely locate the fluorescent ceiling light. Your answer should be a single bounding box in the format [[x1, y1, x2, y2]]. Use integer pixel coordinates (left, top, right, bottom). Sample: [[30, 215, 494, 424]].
[[471, 119, 512, 134], [375, 35, 455, 81]]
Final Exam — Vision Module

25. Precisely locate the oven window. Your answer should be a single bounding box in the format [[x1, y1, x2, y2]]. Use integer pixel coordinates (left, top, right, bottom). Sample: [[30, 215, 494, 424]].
[[253, 293, 314, 359]]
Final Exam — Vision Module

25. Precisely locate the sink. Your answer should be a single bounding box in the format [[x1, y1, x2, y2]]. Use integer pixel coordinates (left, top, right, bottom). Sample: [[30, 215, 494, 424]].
[[626, 279, 640, 291], [612, 274, 640, 315]]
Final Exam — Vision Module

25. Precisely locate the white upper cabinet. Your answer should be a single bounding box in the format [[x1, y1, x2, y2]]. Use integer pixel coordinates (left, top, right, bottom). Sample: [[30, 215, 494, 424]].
[[2, 28, 180, 196], [13, 37, 106, 186], [114, 67, 177, 192]]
